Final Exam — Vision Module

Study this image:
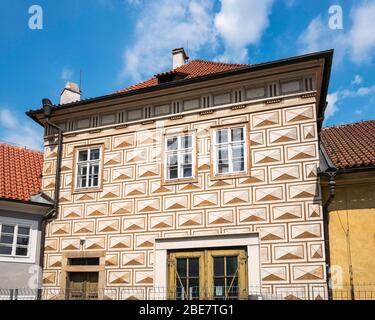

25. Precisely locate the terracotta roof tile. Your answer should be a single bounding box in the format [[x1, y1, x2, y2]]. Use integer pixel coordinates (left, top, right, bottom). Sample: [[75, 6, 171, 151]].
[[321, 120, 375, 169], [0, 143, 44, 201], [115, 60, 249, 94]]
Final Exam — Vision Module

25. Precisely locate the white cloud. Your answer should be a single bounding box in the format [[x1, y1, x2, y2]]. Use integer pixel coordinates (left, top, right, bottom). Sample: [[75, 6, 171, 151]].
[[325, 84, 375, 121], [126, 0, 142, 5], [61, 67, 73, 82], [340, 85, 375, 98], [214, 0, 274, 62], [120, 0, 276, 82], [348, 0, 375, 63], [298, 15, 347, 63], [121, 0, 216, 83], [298, 16, 324, 53], [0, 107, 43, 150], [298, 1, 375, 64], [284, 0, 295, 7], [326, 92, 339, 120], [351, 74, 363, 85], [0, 108, 18, 129], [356, 85, 375, 96]]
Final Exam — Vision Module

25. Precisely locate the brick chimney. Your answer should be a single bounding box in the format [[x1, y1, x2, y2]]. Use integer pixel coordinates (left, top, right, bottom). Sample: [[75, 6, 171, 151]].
[[60, 82, 81, 105], [172, 48, 189, 69]]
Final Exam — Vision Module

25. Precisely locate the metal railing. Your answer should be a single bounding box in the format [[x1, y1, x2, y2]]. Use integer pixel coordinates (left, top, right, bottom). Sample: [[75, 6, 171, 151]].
[[1, 285, 374, 300], [331, 284, 375, 300]]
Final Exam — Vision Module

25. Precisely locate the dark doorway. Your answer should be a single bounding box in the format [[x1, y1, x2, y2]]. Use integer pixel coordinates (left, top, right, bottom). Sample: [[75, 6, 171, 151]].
[[66, 272, 99, 300]]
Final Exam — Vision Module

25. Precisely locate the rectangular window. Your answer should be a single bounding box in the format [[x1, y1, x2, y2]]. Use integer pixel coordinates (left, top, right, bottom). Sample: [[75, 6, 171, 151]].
[[304, 77, 314, 91], [68, 257, 100, 266], [91, 115, 100, 128], [268, 82, 279, 97], [75, 147, 102, 190], [172, 101, 181, 113], [202, 95, 211, 108], [117, 110, 126, 123], [144, 106, 153, 118], [165, 134, 194, 181], [67, 120, 75, 131], [0, 223, 31, 257], [233, 89, 243, 103], [214, 127, 246, 176]]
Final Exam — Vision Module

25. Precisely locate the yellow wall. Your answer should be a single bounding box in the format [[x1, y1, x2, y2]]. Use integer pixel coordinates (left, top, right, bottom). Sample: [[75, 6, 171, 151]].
[[326, 179, 375, 299]]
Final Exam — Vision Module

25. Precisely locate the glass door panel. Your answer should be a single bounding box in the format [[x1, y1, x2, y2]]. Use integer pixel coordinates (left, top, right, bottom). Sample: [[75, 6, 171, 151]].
[[213, 255, 239, 299], [175, 257, 200, 299], [169, 252, 204, 300]]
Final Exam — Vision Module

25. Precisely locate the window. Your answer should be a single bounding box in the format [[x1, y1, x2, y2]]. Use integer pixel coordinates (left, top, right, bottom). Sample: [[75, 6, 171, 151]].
[[75, 147, 102, 189], [168, 249, 247, 300], [67, 120, 75, 131], [172, 101, 181, 113], [0, 223, 31, 257], [202, 95, 211, 108], [117, 110, 126, 123], [144, 106, 153, 118], [69, 258, 100, 266], [233, 89, 243, 103], [91, 115, 100, 128], [268, 82, 279, 97], [213, 127, 246, 175], [304, 76, 314, 91], [165, 134, 194, 180]]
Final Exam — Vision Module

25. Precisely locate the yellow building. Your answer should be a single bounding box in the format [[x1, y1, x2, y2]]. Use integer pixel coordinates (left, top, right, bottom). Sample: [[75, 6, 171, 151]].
[[320, 120, 375, 300]]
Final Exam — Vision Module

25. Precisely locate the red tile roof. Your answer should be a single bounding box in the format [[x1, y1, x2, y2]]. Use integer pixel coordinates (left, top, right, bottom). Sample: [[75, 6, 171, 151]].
[[115, 60, 249, 94], [321, 120, 375, 169], [0, 143, 44, 201]]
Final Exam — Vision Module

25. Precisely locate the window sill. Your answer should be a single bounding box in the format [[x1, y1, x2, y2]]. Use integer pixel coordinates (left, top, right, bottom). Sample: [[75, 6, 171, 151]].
[[210, 171, 249, 181], [0, 255, 35, 264], [162, 177, 198, 186], [72, 187, 102, 195]]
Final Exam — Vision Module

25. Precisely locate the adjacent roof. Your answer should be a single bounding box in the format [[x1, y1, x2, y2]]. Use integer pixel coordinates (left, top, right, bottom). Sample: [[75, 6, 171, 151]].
[[115, 60, 248, 94], [0, 143, 44, 201], [321, 120, 375, 170]]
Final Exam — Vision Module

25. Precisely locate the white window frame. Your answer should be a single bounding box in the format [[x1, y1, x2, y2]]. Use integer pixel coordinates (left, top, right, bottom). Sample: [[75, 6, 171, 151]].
[[172, 100, 181, 113], [213, 126, 247, 176], [0, 217, 38, 264], [74, 146, 102, 190], [233, 89, 243, 103], [267, 82, 279, 97], [201, 95, 212, 108], [303, 76, 315, 92], [164, 133, 196, 181]]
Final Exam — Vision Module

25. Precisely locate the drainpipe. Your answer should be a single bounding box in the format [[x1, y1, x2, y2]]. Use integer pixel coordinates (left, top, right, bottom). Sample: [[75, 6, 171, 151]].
[[322, 168, 337, 300], [37, 98, 64, 299]]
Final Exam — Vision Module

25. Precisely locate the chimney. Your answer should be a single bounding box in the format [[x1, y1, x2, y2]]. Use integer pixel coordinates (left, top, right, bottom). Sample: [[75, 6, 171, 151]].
[[172, 48, 189, 69], [60, 82, 81, 105]]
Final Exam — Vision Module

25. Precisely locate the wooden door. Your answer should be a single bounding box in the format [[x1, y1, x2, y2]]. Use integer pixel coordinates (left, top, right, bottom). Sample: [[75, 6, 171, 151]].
[[67, 272, 99, 300]]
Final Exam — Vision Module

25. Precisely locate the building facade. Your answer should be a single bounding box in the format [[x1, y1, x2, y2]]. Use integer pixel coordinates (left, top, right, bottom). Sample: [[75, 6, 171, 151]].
[[27, 49, 333, 300], [321, 121, 375, 300], [0, 143, 53, 299]]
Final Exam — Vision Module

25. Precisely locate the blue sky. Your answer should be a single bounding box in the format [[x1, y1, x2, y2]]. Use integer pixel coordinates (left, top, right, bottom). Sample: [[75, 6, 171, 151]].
[[0, 0, 374, 150]]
